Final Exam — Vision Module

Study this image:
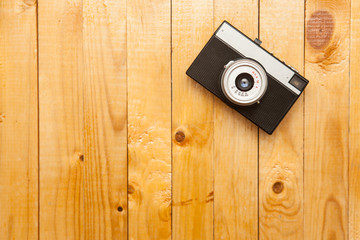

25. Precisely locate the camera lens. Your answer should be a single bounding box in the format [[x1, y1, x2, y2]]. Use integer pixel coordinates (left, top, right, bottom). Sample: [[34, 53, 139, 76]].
[[221, 59, 268, 106], [235, 73, 254, 91]]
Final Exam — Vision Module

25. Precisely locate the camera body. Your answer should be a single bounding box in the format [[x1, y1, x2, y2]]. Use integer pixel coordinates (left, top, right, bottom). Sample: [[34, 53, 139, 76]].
[[186, 21, 308, 134]]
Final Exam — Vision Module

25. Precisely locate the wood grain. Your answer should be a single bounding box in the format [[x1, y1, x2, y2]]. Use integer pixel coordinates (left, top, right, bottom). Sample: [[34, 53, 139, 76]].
[[172, 0, 214, 239], [127, 0, 172, 239], [213, 2, 259, 239], [304, 0, 350, 239], [0, 0, 38, 239], [82, 0, 127, 239], [259, 0, 304, 239], [2, 0, 358, 238], [350, 0, 360, 238], [40, 0, 127, 238], [39, 0, 85, 238]]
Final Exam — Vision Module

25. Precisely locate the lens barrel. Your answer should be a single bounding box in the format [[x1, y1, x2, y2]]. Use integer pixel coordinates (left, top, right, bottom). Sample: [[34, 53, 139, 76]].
[[221, 59, 268, 106]]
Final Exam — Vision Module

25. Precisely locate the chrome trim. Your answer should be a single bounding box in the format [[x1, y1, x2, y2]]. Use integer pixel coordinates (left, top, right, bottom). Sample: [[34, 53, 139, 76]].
[[221, 59, 268, 106], [215, 22, 301, 95]]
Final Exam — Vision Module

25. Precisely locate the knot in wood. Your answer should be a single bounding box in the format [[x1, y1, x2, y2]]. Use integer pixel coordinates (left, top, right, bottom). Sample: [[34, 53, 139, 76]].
[[0, 113, 5, 123], [128, 185, 135, 194], [175, 131, 185, 143], [272, 181, 284, 194], [307, 10, 334, 49]]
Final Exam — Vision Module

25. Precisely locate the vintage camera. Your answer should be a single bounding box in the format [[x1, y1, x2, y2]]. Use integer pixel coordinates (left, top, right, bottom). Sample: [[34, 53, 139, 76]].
[[186, 21, 309, 134]]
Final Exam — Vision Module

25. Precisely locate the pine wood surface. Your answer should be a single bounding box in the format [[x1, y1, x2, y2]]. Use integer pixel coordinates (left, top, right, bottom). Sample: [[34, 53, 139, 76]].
[[259, 1, 304, 239], [1, 0, 359, 239], [305, 0, 350, 239], [0, 0, 38, 239], [213, 1, 259, 239]]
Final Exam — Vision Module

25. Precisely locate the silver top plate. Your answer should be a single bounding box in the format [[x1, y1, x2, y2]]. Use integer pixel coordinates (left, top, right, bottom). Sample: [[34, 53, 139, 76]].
[[215, 22, 300, 95]]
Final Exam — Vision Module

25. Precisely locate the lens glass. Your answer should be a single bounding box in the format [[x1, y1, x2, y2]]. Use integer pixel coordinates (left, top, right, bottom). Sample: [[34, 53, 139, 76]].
[[235, 73, 254, 91]]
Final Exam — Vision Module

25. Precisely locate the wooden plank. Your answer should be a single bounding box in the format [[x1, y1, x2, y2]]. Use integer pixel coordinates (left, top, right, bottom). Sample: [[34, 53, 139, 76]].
[[213, 2, 258, 239], [38, 0, 84, 239], [258, 0, 304, 239], [172, 0, 214, 239], [304, 0, 350, 239], [127, 0, 171, 239], [350, 0, 360, 238], [40, 0, 128, 238], [0, 0, 38, 239], [82, 0, 127, 239], [39, 0, 85, 238]]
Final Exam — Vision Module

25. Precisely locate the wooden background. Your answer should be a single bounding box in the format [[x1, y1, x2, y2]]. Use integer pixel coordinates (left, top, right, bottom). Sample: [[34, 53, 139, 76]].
[[1, 0, 359, 239]]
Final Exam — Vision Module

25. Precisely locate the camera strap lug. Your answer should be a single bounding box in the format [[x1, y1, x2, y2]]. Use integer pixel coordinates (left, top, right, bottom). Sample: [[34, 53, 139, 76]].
[[254, 38, 262, 46]]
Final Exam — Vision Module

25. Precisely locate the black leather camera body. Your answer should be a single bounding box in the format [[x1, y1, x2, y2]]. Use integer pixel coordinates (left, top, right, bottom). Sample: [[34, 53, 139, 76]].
[[186, 21, 308, 134]]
